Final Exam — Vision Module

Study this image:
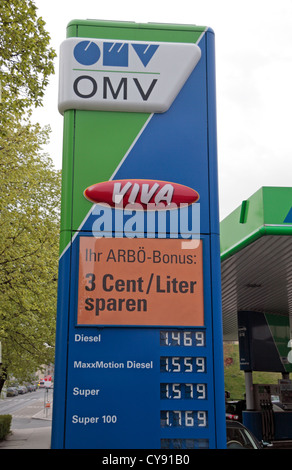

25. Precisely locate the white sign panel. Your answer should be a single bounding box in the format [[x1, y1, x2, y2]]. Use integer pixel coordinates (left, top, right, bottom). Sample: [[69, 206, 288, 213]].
[[58, 37, 201, 114]]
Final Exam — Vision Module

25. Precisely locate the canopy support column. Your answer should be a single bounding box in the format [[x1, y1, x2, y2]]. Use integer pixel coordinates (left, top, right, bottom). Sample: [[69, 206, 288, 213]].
[[245, 371, 254, 410]]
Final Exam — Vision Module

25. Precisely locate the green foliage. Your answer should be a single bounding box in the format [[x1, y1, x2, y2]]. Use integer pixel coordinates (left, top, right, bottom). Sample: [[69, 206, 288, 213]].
[[224, 343, 246, 398], [0, 0, 59, 387], [224, 343, 283, 399], [0, 415, 12, 440], [0, 0, 56, 118], [0, 117, 61, 384]]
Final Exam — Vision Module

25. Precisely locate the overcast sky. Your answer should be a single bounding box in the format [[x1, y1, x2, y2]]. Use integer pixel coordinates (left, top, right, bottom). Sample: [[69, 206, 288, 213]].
[[32, 0, 292, 220]]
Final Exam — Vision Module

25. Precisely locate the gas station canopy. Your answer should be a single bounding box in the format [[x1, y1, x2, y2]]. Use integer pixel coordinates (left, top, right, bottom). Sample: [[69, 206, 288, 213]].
[[220, 187, 292, 341]]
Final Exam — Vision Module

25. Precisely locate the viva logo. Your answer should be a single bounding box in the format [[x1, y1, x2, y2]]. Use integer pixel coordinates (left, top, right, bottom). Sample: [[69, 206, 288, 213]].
[[84, 179, 199, 209]]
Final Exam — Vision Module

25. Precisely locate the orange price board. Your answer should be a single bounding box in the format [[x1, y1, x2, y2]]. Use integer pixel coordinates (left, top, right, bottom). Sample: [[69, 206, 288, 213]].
[[77, 237, 204, 326]]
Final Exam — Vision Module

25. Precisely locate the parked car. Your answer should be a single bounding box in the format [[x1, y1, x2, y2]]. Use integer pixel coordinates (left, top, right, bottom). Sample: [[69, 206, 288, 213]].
[[26, 383, 36, 392], [6, 387, 18, 397], [16, 385, 27, 394], [226, 420, 272, 449]]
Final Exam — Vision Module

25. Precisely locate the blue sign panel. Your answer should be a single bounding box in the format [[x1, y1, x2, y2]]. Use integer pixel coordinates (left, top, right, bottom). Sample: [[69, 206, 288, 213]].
[[52, 20, 225, 450]]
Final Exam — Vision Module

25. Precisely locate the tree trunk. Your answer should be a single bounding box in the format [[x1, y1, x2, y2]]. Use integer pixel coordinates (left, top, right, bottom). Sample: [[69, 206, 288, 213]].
[[0, 367, 8, 394]]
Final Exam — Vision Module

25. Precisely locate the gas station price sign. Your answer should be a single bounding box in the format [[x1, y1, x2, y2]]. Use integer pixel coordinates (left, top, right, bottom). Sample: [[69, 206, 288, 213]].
[[51, 19, 226, 450], [54, 232, 220, 449]]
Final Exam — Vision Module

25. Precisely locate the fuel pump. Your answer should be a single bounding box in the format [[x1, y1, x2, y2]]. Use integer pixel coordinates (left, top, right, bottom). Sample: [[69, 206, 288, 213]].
[[278, 379, 292, 410], [238, 311, 292, 442], [253, 385, 277, 441]]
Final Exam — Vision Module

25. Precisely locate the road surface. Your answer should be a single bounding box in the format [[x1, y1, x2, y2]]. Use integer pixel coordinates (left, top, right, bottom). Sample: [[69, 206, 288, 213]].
[[0, 388, 53, 429]]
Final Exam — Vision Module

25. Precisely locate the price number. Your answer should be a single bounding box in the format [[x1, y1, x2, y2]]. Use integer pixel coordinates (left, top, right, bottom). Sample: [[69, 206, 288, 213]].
[[160, 356, 206, 373], [160, 410, 208, 428], [160, 330, 205, 347], [160, 383, 207, 400]]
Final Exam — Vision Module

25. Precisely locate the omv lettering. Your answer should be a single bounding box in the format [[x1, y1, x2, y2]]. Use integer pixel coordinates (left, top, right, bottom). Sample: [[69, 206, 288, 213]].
[[73, 75, 158, 102]]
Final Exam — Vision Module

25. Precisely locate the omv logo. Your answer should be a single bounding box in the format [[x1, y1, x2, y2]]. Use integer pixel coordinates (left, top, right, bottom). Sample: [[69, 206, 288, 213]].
[[58, 37, 202, 114], [73, 40, 159, 68]]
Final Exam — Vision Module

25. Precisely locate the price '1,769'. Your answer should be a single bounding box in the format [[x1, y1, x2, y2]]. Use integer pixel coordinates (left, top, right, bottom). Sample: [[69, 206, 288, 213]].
[[161, 410, 208, 428]]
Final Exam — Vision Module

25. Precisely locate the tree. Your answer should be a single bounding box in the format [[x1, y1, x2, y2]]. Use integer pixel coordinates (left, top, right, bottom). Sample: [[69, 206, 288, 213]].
[[0, 117, 61, 390], [0, 0, 56, 119], [0, 1, 59, 391]]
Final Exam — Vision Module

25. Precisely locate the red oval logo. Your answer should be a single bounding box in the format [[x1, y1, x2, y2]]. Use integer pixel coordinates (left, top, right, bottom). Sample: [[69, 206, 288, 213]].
[[84, 179, 199, 210]]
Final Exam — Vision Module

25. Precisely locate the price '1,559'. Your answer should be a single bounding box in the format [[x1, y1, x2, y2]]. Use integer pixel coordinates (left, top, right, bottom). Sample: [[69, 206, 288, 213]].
[[160, 356, 206, 373]]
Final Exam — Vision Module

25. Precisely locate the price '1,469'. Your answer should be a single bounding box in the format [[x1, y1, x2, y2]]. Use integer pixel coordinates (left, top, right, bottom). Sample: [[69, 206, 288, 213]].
[[160, 330, 205, 347]]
